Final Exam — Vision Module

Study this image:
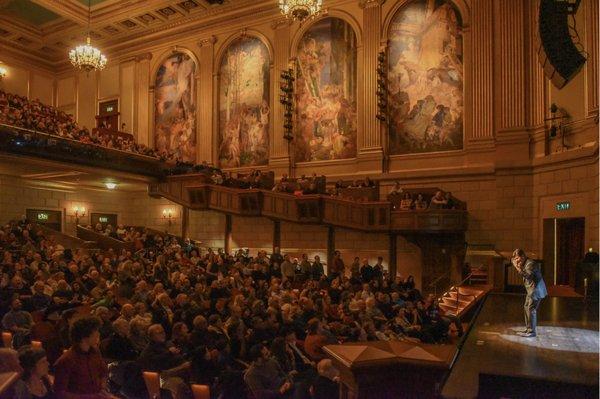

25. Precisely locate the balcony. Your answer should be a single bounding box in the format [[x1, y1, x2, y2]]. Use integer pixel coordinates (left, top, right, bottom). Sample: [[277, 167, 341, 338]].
[[150, 175, 468, 233], [0, 124, 164, 177]]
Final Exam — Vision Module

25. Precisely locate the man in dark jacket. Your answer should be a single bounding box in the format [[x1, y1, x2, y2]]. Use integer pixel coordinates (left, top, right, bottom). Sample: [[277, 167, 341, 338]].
[[512, 249, 548, 337]]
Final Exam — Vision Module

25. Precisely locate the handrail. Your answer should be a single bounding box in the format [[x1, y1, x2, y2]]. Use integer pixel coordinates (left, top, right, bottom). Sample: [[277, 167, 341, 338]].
[[0, 123, 160, 162]]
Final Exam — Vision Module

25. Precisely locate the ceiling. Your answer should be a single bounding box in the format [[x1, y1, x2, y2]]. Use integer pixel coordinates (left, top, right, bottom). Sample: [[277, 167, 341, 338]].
[[0, 154, 151, 192], [0, 0, 239, 69]]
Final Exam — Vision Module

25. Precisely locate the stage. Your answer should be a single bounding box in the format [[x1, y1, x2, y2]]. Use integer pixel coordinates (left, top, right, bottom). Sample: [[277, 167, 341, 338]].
[[442, 293, 599, 399]]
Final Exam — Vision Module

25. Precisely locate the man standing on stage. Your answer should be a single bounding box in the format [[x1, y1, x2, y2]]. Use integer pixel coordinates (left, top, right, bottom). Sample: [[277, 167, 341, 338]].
[[511, 249, 548, 337]]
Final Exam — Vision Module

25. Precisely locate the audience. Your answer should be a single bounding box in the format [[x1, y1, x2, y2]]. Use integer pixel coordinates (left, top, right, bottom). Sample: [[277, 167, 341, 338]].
[[0, 90, 178, 161], [13, 346, 53, 399], [0, 216, 461, 399]]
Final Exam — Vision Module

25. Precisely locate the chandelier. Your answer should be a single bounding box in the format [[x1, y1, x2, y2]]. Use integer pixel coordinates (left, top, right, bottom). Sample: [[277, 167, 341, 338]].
[[279, 0, 322, 21], [69, 0, 107, 72]]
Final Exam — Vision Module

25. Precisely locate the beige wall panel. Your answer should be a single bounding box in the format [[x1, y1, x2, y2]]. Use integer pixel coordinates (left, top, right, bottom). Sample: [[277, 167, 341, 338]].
[[77, 72, 97, 130], [188, 210, 226, 249], [230, 216, 273, 256], [57, 77, 76, 107], [120, 62, 135, 133], [98, 65, 120, 100], [0, 64, 28, 97], [30, 73, 54, 104]]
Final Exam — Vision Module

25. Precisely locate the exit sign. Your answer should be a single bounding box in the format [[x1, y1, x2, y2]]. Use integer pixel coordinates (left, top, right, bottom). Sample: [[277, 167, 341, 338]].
[[556, 201, 571, 211], [99, 216, 109, 223], [37, 213, 49, 220]]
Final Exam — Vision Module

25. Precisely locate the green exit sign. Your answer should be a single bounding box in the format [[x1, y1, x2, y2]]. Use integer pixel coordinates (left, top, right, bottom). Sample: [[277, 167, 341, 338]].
[[556, 201, 571, 211], [99, 216, 109, 223], [37, 213, 49, 220]]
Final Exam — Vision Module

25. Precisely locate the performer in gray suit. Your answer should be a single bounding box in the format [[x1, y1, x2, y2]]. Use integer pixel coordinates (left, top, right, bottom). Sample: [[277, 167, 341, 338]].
[[511, 249, 548, 337]]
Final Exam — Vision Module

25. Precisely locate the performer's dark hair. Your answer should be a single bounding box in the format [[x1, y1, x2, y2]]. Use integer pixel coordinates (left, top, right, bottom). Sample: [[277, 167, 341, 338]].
[[513, 248, 526, 258]]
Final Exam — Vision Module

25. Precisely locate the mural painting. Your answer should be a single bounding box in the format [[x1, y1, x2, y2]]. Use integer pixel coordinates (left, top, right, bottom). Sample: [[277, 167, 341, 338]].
[[388, 0, 463, 154], [218, 36, 270, 168], [154, 52, 197, 162], [295, 17, 358, 162]]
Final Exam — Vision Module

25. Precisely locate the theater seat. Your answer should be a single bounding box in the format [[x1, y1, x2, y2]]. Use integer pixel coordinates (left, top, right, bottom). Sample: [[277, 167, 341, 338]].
[[31, 340, 42, 349], [2, 331, 12, 348], [191, 384, 210, 399], [143, 371, 161, 399]]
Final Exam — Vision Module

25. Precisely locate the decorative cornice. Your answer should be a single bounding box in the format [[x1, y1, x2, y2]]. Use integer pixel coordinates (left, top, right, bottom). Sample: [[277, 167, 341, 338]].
[[271, 17, 292, 30], [359, 0, 385, 10], [198, 36, 217, 48], [134, 52, 153, 62]]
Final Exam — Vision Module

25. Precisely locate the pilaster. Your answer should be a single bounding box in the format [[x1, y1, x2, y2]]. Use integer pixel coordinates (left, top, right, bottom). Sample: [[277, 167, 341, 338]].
[[198, 36, 217, 164], [269, 18, 293, 174], [358, 0, 384, 171], [134, 52, 152, 146]]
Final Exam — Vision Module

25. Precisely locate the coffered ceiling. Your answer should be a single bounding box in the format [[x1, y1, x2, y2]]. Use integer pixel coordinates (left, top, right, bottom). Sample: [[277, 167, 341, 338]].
[[0, 0, 262, 71]]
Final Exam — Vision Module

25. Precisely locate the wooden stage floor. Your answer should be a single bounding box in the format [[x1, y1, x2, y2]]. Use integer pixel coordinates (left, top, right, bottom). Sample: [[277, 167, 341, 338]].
[[441, 293, 599, 399]]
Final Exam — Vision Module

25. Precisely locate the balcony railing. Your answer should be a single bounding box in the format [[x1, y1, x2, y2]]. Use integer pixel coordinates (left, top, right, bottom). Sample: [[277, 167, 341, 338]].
[[0, 124, 164, 177]]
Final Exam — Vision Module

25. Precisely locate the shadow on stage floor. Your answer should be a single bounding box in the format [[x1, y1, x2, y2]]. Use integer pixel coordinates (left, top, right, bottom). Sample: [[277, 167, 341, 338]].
[[441, 293, 599, 399]]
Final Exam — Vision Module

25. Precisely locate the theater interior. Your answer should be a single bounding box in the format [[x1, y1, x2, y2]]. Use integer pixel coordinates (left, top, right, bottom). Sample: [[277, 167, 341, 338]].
[[0, 0, 598, 398]]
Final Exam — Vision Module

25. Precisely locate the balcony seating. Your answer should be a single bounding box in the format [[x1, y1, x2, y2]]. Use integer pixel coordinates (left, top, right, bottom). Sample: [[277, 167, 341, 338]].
[[150, 177, 468, 233]]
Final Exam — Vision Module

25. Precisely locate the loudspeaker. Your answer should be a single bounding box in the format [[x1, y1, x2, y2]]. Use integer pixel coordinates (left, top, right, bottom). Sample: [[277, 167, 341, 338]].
[[538, 0, 586, 88]]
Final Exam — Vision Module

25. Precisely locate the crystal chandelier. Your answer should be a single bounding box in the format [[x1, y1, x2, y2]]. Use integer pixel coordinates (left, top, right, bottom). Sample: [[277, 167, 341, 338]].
[[279, 0, 322, 21], [69, 0, 107, 72]]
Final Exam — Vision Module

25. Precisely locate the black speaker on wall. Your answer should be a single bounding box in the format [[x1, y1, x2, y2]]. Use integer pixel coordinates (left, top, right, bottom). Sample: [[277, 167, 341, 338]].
[[538, 0, 587, 89]]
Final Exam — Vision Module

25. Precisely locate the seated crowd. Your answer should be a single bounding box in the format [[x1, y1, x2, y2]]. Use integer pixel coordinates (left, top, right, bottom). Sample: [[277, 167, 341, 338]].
[[89, 223, 146, 244], [388, 182, 460, 211], [1, 217, 462, 399], [272, 174, 325, 195], [0, 90, 178, 161]]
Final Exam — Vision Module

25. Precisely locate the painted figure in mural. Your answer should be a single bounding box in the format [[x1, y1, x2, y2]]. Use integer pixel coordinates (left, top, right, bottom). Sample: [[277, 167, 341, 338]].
[[388, 0, 463, 155], [154, 52, 197, 162], [218, 36, 270, 168], [295, 18, 358, 163]]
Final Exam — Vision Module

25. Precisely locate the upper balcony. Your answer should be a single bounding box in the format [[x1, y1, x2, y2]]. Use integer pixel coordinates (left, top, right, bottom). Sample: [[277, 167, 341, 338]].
[[0, 124, 164, 178]]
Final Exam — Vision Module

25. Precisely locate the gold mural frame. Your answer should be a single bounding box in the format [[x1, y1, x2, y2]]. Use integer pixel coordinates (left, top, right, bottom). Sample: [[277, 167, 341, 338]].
[[149, 46, 200, 161], [214, 29, 275, 172], [289, 10, 364, 166], [380, 0, 471, 163]]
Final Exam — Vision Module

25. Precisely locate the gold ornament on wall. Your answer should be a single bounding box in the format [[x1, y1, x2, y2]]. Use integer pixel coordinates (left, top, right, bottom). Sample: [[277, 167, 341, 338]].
[[279, 0, 323, 21]]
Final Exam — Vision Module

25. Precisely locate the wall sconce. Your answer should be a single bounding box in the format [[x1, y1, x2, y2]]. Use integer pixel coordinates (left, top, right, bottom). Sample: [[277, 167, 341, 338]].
[[280, 61, 295, 142], [0, 64, 6, 80], [73, 206, 86, 225], [162, 209, 173, 226], [376, 50, 388, 122]]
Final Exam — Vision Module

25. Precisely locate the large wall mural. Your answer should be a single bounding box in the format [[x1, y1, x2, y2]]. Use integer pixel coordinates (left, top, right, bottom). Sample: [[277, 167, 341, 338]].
[[388, 0, 463, 155], [154, 52, 197, 162], [218, 36, 270, 168], [295, 17, 358, 163]]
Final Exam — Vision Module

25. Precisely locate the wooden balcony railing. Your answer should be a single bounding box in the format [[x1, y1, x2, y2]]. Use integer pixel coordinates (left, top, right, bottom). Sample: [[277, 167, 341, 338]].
[[150, 176, 468, 233], [76, 225, 136, 251]]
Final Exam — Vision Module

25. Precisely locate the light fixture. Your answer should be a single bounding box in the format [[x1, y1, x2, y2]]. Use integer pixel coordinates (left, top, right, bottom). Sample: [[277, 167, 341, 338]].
[[69, 0, 107, 73], [162, 209, 173, 226], [73, 206, 86, 225], [105, 182, 117, 190], [0, 63, 6, 79], [279, 0, 322, 21]]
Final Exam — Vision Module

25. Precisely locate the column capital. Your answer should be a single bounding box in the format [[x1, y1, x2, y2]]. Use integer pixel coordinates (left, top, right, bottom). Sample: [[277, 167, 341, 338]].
[[359, 0, 385, 10], [134, 52, 152, 62], [197, 36, 217, 48], [271, 17, 292, 30]]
